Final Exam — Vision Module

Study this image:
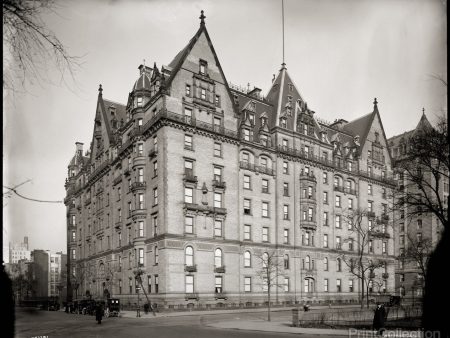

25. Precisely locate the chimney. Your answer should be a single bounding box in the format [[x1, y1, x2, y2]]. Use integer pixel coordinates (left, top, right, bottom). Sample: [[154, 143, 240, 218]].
[[75, 142, 83, 154], [330, 119, 348, 130], [248, 87, 262, 99]]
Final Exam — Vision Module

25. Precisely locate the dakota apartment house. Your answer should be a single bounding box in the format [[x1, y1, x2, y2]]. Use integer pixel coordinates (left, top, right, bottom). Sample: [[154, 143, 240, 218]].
[[64, 12, 396, 308]]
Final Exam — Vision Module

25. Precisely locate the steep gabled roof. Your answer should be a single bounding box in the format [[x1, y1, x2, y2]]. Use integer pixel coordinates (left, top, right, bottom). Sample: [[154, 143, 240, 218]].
[[343, 112, 374, 141]]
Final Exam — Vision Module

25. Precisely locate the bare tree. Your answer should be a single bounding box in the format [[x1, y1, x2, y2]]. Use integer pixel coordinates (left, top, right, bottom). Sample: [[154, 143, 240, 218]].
[[133, 267, 156, 316], [3, 0, 82, 91], [255, 250, 283, 321], [392, 114, 449, 229], [340, 208, 387, 308], [70, 261, 87, 300]]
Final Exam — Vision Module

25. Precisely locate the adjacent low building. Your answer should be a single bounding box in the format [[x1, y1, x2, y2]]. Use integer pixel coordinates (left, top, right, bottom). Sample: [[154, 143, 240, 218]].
[[64, 12, 396, 309]]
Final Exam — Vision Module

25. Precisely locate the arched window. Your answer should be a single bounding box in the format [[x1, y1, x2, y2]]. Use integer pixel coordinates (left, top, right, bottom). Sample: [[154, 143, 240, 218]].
[[305, 255, 310, 270], [185, 246, 194, 266], [262, 252, 269, 268], [337, 258, 342, 272], [214, 248, 223, 268], [323, 257, 329, 271], [284, 254, 289, 269], [244, 251, 251, 267]]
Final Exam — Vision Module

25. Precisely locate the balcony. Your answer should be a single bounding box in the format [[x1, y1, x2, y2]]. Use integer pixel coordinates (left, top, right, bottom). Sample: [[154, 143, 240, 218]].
[[185, 293, 199, 301], [334, 185, 345, 193], [131, 181, 146, 192], [185, 265, 197, 272], [184, 170, 198, 183], [369, 230, 390, 239], [345, 188, 358, 196], [300, 221, 317, 230], [214, 266, 226, 273], [239, 161, 274, 176], [131, 208, 147, 219], [148, 148, 158, 159], [367, 211, 376, 218], [213, 179, 226, 189], [214, 292, 228, 300], [299, 172, 316, 181]]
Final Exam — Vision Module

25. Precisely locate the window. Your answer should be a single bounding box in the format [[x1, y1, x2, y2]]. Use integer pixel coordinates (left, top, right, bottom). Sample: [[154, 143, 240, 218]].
[[215, 276, 223, 293], [138, 248, 144, 266], [154, 246, 159, 265], [215, 95, 221, 107], [369, 240, 373, 253], [262, 202, 269, 217], [262, 227, 269, 242], [349, 280, 354, 292], [368, 219, 373, 231], [337, 258, 342, 271], [324, 257, 329, 271], [185, 187, 193, 203], [282, 139, 288, 148], [324, 279, 329, 292], [308, 207, 313, 222], [243, 199, 251, 215], [262, 179, 269, 193], [335, 215, 341, 228], [382, 241, 387, 254], [153, 216, 158, 236], [147, 276, 151, 293], [244, 225, 251, 240], [283, 229, 289, 244], [153, 136, 158, 152], [201, 89, 206, 100], [283, 205, 289, 220], [244, 277, 251, 292], [323, 191, 328, 204], [368, 201, 373, 212], [368, 184, 373, 195], [260, 157, 268, 168], [260, 134, 268, 146], [185, 216, 194, 234], [336, 236, 341, 249], [185, 246, 194, 266], [137, 96, 143, 107], [348, 198, 353, 210], [244, 251, 251, 267], [242, 152, 249, 163], [184, 135, 193, 150], [137, 143, 143, 156], [214, 142, 222, 157], [243, 175, 251, 189], [336, 279, 342, 292], [417, 219, 422, 229], [335, 195, 341, 207], [185, 84, 191, 96], [214, 220, 223, 237], [243, 129, 250, 141], [199, 60, 207, 75], [185, 275, 194, 293], [152, 188, 158, 206], [117, 187, 122, 201], [323, 172, 328, 184], [284, 278, 289, 292], [214, 193, 222, 208], [153, 161, 158, 177], [283, 182, 289, 196], [348, 238, 354, 251], [71, 249, 76, 259], [283, 161, 289, 174], [284, 254, 289, 269], [129, 279, 133, 294], [155, 275, 159, 293], [138, 221, 144, 237], [214, 248, 223, 268], [323, 212, 329, 226], [323, 234, 328, 248]]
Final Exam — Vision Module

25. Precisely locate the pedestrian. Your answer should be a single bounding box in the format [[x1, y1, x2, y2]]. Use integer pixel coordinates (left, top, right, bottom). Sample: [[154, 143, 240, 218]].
[[136, 303, 141, 317], [95, 302, 103, 324], [373, 303, 386, 336], [144, 303, 149, 314], [105, 306, 110, 318]]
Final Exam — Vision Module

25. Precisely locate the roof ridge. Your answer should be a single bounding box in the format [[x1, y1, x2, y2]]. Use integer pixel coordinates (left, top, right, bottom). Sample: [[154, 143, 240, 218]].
[[103, 98, 126, 107]]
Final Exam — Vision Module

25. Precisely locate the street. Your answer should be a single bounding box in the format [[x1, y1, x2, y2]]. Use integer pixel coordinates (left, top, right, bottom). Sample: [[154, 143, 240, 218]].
[[14, 308, 336, 338]]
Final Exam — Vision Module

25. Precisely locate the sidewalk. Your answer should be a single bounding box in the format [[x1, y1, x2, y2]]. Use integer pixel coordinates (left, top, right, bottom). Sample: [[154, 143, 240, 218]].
[[208, 319, 349, 336], [119, 304, 361, 319]]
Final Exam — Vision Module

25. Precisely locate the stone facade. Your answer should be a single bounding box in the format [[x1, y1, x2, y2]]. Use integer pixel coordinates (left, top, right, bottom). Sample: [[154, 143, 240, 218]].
[[64, 13, 397, 309]]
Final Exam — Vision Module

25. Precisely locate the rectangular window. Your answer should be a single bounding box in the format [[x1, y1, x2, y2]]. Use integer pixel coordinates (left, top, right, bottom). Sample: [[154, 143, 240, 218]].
[[283, 205, 289, 220], [184, 135, 193, 150], [185, 84, 191, 96], [154, 246, 159, 265], [213, 166, 222, 182], [147, 276, 152, 293], [153, 216, 158, 236], [323, 172, 328, 184], [335, 215, 341, 228], [382, 241, 387, 254], [137, 143, 143, 156], [137, 193, 144, 209], [153, 161, 158, 177], [283, 182, 289, 196], [348, 198, 353, 210], [153, 188, 158, 206], [336, 279, 342, 292], [323, 212, 328, 226], [368, 201, 373, 212], [185, 275, 194, 293], [244, 199, 251, 215], [153, 136, 158, 152], [369, 240, 373, 253], [368, 184, 372, 195], [262, 227, 269, 242], [155, 275, 159, 293], [262, 202, 269, 217], [185, 187, 193, 203], [244, 225, 251, 240], [335, 195, 341, 207], [214, 142, 222, 157], [138, 248, 144, 266], [323, 234, 328, 248], [284, 229, 289, 244], [185, 216, 194, 234], [308, 207, 313, 222], [138, 221, 144, 237], [283, 161, 289, 174], [215, 95, 221, 107], [214, 220, 223, 237], [348, 238, 354, 251], [215, 276, 223, 293], [336, 236, 341, 249], [284, 278, 289, 292], [349, 280, 354, 292], [262, 179, 269, 193], [244, 277, 251, 292], [138, 168, 144, 182], [214, 192, 222, 208], [243, 129, 250, 141], [323, 191, 328, 204], [243, 175, 251, 189], [324, 279, 329, 292]]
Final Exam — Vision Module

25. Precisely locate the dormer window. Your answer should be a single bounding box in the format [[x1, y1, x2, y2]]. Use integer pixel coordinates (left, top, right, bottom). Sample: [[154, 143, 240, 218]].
[[137, 118, 143, 126], [248, 113, 255, 125], [243, 129, 250, 142], [321, 132, 326, 142], [137, 97, 143, 107], [261, 116, 267, 126], [199, 59, 207, 75]]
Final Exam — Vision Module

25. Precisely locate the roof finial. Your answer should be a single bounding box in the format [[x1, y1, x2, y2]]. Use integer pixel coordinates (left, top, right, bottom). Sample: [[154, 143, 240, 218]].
[[199, 10, 206, 25], [373, 97, 378, 106], [143, 59, 146, 68], [98, 84, 103, 96], [422, 107, 425, 115]]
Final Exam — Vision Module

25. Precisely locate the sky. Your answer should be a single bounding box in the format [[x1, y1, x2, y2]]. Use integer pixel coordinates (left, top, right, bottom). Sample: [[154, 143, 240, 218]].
[[3, 0, 447, 255]]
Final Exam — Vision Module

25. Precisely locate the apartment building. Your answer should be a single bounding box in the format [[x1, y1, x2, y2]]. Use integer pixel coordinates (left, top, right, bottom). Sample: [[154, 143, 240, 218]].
[[64, 12, 396, 308]]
